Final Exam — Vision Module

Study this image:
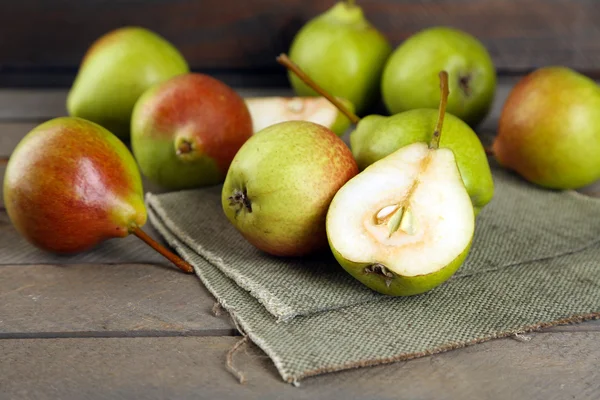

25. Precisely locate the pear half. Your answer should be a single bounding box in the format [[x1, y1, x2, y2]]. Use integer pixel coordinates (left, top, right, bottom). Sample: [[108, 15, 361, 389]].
[[327, 71, 475, 296], [327, 142, 474, 296], [245, 96, 353, 136]]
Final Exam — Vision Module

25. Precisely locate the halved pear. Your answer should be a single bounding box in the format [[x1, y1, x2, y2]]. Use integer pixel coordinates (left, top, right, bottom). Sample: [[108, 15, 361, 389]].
[[245, 96, 354, 136], [327, 70, 476, 296], [326, 141, 474, 296]]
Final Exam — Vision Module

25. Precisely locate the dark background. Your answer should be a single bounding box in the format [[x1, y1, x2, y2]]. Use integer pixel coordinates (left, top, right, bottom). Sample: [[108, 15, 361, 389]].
[[1, 0, 599, 87]]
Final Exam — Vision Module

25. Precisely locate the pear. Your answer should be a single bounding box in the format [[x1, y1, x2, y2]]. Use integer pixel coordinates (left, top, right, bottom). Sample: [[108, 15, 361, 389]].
[[67, 27, 189, 139], [381, 27, 496, 127], [327, 72, 475, 296], [3, 117, 193, 273], [131, 73, 253, 190], [288, 1, 392, 115], [245, 96, 354, 136], [492, 66, 600, 190], [277, 54, 494, 215], [222, 121, 358, 257]]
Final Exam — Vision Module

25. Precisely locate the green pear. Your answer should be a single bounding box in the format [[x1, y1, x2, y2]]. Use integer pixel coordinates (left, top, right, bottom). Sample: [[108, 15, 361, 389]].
[[351, 110, 494, 214], [131, 73, 253, 190], [3, 117, 192, 273], [222, 121, 358, 257], [327, 72, 475, 296], [493, 66, 600, 190], [67, 27, 189, 139], [278, 53, 494, 215], [382, 27, 496, 127], [245, 96, 354, 137], [288, 1, 392, 115]]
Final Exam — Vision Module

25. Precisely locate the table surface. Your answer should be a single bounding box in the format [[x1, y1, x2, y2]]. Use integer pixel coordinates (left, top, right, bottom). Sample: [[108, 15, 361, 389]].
[[1, 81, 600, 400]]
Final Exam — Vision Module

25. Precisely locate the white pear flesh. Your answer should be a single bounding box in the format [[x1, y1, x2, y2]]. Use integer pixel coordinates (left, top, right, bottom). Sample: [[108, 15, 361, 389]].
[[245, 97, 340, 133], [327, 142, 475, 277]]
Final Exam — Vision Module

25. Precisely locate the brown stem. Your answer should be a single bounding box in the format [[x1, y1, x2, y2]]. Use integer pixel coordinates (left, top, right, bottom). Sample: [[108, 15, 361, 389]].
[[276, 53, 361, 125], [0, 157, 9, 166], [131, 226, 194, 274], [429, 71, 449, 150]]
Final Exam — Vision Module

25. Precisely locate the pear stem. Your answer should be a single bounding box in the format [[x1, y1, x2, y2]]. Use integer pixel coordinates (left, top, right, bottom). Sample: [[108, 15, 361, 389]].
[[429, 71, 449, 150], [131, 226, 194, 274], [0, 157, 9, 166], [276, 53, 361, 125]]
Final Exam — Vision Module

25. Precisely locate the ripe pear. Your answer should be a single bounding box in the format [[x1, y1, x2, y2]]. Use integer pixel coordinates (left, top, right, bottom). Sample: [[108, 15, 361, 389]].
[[3, 117, 192, 273], [131, 73, 253, 190], [288, 1, 392, 115], [327, 72, 475, 296], [493, 66, 600, 190], [245, 96, 354, 136], [277, 53, 494, 215], [222, 121, 358, 257], [67, 27, 189, 139], [382, 27, 496, 127]]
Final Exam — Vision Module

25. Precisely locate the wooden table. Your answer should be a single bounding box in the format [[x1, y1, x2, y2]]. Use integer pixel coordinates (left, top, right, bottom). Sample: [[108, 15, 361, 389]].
[[1, 82, 599, 399]]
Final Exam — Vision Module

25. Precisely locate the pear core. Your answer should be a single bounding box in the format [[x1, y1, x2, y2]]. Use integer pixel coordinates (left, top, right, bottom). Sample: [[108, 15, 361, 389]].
[[327, 142, 475, 278]]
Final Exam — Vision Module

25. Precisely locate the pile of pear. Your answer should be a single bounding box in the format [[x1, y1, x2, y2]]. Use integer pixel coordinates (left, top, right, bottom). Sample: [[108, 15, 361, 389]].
[[4, 0, 600, 298]]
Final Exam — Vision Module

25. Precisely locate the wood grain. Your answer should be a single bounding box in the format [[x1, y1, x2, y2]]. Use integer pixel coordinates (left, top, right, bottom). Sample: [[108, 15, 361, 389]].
[[1, 0, 599, 87], [1, 333, 599, 399], [0, 263, 235, 338]]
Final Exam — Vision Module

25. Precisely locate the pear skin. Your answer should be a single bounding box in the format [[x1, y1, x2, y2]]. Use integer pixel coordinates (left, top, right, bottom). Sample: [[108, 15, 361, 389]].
[[493, 66, 600, 190], [222, 121, 358, 257], [67, 27, 189, 139], [131, 73, 253, 190], [4, 117, 146, 253]]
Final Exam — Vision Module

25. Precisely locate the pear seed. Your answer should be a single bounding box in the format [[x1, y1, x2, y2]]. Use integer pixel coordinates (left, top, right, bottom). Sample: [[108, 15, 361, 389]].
[[400, 208, 416, 235], [376, 204, 399, 223], [387, 207, 405, 237]]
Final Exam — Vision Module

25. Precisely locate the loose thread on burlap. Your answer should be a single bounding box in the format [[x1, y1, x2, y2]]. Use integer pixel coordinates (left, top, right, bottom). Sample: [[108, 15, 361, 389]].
[[222, 307, 251, 385], [226, 336, 249, 384], [212, 302, 224, 317]]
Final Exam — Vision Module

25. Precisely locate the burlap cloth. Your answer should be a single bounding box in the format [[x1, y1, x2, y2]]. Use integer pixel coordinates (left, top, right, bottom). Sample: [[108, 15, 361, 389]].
[[146, 164, 600, 383]]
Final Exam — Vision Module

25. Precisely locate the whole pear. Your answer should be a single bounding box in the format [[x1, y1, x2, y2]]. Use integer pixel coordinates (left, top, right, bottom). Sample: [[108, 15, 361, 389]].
[[131, 73, 253, 190], [288, 1, 392, 115], [382, 27, 496, 127], [3, 117, 192, 272], [222, 121, 358, 257], [67, 27, 189, 139], [493, 66, 600, 190], [351, 109, 494, 214]]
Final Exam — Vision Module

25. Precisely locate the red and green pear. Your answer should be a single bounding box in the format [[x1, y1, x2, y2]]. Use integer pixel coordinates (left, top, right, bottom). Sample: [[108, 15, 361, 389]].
[[131, 73, 253, 190], [3, 117, 192, 273], [67, 27, 189, 139], [493, 66, 600, 190], [222, 121, 358, 257]]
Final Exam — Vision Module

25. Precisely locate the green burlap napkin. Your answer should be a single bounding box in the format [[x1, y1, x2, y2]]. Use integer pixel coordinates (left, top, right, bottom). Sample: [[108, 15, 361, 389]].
[[147, 167, 600, 383]]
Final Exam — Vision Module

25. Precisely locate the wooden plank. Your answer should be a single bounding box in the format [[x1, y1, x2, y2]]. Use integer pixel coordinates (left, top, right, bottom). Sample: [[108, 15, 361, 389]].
[[0, 263, 234, 338], [0, 333, 599, 399], [1, 0, 600, 77], [0, 88, 291, 120], [0, 122, 36, 156]]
